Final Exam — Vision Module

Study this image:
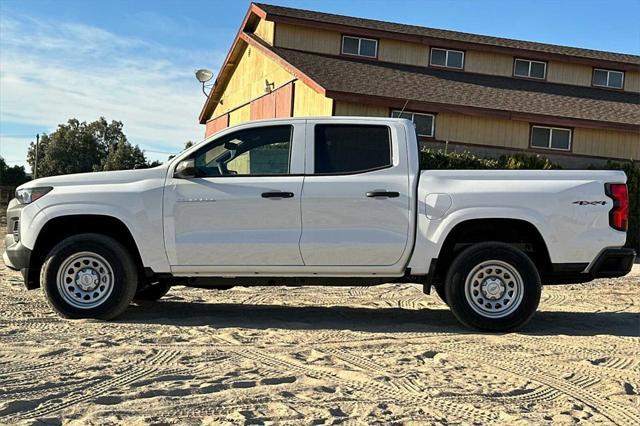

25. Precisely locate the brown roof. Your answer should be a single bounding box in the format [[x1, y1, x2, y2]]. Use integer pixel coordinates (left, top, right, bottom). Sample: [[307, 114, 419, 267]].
[[249, 35, 639, 129], [255, 3, 640, 66]]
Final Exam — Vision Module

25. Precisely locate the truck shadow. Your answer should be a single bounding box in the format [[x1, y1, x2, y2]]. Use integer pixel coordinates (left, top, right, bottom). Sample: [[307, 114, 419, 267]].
[[121, 301, 640, 337]]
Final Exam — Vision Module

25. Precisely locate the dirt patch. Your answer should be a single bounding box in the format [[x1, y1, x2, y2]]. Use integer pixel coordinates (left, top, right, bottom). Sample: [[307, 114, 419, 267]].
[[1, 225, 638, 424]]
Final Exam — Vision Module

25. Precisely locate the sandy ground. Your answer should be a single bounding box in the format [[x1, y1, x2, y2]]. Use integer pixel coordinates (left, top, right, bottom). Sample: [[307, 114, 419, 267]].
[[0, 220, 639, 425]]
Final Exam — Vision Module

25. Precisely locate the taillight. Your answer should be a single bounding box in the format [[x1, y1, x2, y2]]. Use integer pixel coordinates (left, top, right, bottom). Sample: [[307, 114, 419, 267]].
[[605, 183, 629, 232]]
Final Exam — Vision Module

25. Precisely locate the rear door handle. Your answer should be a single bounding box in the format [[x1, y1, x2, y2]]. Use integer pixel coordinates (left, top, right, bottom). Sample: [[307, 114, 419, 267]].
[[262, 191, 294, 198], [366, 191, 400, 198]]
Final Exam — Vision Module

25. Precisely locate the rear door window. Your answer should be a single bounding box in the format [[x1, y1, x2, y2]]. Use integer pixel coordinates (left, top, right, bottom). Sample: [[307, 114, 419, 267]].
[[314, 125, 391, 174]]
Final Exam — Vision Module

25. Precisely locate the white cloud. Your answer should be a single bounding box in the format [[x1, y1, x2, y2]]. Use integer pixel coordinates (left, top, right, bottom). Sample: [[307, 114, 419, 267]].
[[0, 14, 224, 169]]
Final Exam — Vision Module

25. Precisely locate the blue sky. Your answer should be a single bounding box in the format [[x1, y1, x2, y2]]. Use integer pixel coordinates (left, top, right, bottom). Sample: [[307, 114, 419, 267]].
[[1, 0, 639, 170]]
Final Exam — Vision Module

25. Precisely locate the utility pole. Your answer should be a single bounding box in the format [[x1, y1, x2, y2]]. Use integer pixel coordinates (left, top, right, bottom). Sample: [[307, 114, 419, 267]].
[[34, 134, 39, 179]]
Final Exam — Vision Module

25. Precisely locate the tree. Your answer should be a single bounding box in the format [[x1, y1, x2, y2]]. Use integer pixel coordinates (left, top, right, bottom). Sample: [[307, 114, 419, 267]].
[[102, 142, 148, 171], [0, 156, 30, 186], [169, 141, 194, 160], [26, 117, 158, 177]]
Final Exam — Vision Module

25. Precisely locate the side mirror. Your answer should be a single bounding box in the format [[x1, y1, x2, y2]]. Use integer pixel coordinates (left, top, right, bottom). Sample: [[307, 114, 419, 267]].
[[174, 159, 197, 179]]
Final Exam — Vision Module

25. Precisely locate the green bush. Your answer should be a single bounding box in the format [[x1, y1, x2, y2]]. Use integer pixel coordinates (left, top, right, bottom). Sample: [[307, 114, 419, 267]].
[[420, 149, 499, 169], [420, 148, 638, 250], [419, 149, 559, 170], [497, 153, 561, 170]]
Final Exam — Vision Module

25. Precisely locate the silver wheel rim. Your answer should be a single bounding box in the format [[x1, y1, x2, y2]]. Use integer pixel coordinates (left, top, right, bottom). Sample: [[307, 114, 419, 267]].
[[464, 260, 524, 319], [56, 252, 115, 309]]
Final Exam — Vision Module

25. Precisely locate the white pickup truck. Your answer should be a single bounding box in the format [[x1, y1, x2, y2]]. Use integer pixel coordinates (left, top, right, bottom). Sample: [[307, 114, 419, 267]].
[[3, 117, 635, 331]]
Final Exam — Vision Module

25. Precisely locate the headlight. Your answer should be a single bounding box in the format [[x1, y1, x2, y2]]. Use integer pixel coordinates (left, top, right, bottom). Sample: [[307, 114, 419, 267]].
[[15, 187, 53, 204]]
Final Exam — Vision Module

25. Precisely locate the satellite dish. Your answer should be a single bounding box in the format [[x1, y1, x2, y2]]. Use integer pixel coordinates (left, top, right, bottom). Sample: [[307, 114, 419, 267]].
[[195, 69, 213, 83]]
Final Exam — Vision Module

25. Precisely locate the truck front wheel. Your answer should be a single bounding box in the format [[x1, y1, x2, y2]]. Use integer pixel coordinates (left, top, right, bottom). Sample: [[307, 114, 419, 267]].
[[40, 233, 138, 320], [445, 242, 541, 332]]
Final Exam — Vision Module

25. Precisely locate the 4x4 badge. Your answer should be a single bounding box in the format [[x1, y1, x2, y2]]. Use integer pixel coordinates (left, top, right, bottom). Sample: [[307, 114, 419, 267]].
[[573, 201, 607, 205]]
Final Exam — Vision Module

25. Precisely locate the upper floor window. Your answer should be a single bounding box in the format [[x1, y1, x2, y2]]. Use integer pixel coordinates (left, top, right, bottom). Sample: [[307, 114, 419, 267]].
[[391, 110, 435, 137], [430, 47, 464, 69], [513, 58, 547, 79], [314, 125, 391, 174], [193, 125, 292, 177], [341, 36, 378, 58], [592, 68, 624, 89], [530, 125, 571, 151]]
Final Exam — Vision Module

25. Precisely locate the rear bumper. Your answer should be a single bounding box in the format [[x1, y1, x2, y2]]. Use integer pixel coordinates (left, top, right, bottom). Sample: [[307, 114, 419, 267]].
[[589, 247, 636, 278], [546, 248, 636, 284]]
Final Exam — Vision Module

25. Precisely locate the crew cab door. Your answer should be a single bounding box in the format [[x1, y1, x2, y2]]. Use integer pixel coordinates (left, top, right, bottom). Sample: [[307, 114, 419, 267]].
[[300, 120, 412, 267], [163, 123, 305, 269]]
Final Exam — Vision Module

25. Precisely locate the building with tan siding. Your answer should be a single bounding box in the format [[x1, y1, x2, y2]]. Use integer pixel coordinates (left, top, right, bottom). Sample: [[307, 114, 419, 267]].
[[199, 3, 640, 167]]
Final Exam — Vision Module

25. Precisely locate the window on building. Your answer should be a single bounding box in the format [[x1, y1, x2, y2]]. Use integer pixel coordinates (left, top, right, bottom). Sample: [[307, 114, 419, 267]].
[[592, 68, 624, 89], [391, 110, 435, 137], [193, 125, 292, 176], [530, 125, 572, 151], [513, 58, 547, 79], [341, 36, 378, 58], [430, 48, 464, 69], [314, 125, 391, 174]]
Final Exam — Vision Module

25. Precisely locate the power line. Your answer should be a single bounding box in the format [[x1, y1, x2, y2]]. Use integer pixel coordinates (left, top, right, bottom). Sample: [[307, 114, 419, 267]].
[[0, 134, 39, 138], [143, 149, 178, 155]]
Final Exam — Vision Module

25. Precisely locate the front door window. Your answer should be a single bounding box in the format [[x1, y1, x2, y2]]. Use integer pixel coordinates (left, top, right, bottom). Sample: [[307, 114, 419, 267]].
[[192, 125, 292, 176]]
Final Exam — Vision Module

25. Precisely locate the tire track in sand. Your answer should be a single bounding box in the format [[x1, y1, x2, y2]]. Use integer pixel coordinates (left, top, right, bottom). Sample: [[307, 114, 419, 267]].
[[3, 349, 183, 420], [233, 347, 502, 424]]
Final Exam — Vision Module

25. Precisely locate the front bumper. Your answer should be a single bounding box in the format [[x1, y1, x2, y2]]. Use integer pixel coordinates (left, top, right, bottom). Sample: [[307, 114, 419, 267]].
[[2, 199, 35, 288], [3, 238, 31, 271], [3, 199, 30, 269]]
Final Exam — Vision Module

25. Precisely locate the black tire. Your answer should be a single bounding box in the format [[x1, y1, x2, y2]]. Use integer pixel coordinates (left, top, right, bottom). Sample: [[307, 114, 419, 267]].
[[434, 284, 448, 305], [444, 242, 541, 332], [134, 281, 171, 303], [40, 233, 138, 320]]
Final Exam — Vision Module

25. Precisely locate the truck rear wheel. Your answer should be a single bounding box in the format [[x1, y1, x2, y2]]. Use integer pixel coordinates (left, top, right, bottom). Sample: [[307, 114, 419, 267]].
[[40, 233, 137, 320], [444, 242, 541, 332]]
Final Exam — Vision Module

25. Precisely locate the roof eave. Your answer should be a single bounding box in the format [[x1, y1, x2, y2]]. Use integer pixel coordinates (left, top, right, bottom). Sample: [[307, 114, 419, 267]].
[[198, 3, 268, 124], [199, 3, 327, 124]]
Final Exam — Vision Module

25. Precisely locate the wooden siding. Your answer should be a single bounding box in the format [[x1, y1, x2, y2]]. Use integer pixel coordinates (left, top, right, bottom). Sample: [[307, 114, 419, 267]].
[[292, 80, 333, 116], [333, 101, 388, 117], [378, 39, 428, 66], [210, 45, 294, 119], [547, 61, 592, 86], [228, 104, 251, 126], [274, 23, 340, 55], [254, 18, 275, 45], [573, 128, 640, 160], [435, 112, 639, 160], [465, 51, 512, 76], [435, 113, 530, 150], [205, 114, 229, 137], [625, 71, 640, 92], [250, 82, 293, 120], [273, 23, 640, 93]]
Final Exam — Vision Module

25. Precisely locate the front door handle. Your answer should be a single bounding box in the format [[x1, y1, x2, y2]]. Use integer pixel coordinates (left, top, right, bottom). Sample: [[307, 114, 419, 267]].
[[262, 191, 294, 198], [366, 191, 400, 198]]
